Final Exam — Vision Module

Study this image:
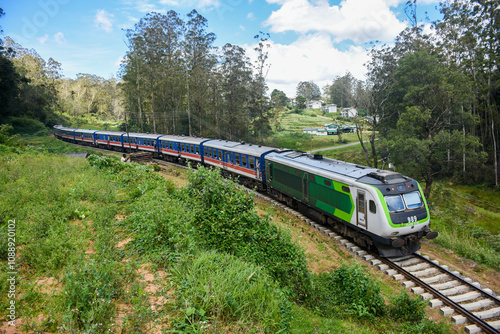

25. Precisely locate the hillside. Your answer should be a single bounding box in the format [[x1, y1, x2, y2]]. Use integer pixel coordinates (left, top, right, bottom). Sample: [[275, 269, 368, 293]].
[[0, 136, 454, 333]]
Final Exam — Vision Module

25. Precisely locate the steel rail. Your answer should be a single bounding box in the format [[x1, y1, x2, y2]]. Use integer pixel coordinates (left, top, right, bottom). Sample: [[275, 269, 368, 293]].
[[381, 256, 499, 334]]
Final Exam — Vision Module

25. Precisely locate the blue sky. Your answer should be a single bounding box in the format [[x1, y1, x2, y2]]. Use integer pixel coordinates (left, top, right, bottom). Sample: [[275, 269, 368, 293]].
[[1, 0, 442, 96]]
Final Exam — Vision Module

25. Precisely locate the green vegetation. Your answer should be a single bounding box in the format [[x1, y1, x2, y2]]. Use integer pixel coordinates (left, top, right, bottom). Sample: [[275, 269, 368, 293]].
[[0, 142, 450, 332], [429, 183, 500, 270]]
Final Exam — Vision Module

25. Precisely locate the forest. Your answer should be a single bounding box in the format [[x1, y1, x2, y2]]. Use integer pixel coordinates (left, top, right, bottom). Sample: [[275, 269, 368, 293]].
[[0, 1, 499, 195]]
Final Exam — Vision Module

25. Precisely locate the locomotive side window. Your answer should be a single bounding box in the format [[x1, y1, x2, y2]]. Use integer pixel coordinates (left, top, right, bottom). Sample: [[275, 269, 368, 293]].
[[385, 195, 405, 212], [369, 200, 376, 214], [403, 191, 423, 209]]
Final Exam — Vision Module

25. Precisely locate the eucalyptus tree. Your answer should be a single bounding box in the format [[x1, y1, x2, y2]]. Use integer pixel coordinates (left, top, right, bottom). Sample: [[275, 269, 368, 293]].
[[325, 72, 355, 108], [296, 81, 321, 101], [219, 43, 252, 141], [184, 9, 216, 137], [122, 11, 184, 134], [249, 32, 273, 142], [435, 0, 500, 185]]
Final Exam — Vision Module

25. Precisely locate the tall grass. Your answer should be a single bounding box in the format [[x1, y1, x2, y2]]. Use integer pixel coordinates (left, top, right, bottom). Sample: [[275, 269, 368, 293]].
[[173, 250, 289, 332]]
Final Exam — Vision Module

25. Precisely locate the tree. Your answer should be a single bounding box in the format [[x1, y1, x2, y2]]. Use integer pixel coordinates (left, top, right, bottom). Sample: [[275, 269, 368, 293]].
[[220, 43, 252, 141], [435, 0, 500, 186], [325, 72, 355, 108], [386, 50, 480, 198], [249, 32, 273, 142], [184, 9, 216, 137], [295, 95, 306, 110], [296, 81, 321, 101], [271, 89, 288, 109]]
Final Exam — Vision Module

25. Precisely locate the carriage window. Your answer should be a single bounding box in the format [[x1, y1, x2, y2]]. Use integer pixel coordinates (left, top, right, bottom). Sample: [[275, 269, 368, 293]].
[[195, 145, 199, 154], [204, 147, 208, 156], [242, 155, 247, 168], [249, 157, 255, 169], [235, 153, 240, 166], [369, 200, 376, 214]]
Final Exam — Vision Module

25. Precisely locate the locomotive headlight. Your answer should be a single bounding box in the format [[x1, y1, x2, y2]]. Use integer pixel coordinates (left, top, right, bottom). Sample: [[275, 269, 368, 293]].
[[391, 232, 399, 235]]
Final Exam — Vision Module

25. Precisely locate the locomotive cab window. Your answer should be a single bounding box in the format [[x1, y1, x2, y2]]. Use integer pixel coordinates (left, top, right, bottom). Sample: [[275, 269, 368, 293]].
[[369, 200, 376, 214], [385, 195, 405, 212], [403, 191, 423, 209]]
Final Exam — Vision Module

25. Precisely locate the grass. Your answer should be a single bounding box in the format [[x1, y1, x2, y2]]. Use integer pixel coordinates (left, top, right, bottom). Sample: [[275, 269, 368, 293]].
[[0, 145, 451, 333], [427, 182, 500, 270]]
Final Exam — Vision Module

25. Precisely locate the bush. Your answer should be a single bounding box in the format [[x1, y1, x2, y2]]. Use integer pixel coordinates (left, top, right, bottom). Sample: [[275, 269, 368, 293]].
[[186, 166, 311, 301], [389, 291, 426, 323], [330, 263, 385, 318], [62, 259, 122, 332], [173, 250, 290, 332], [7, 117, 50, 136]]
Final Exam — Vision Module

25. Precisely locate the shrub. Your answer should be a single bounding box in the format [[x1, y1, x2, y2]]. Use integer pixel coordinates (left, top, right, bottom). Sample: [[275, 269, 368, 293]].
[[330, 263, 385, 318], [186, 166, 311, 301], [173, 250, 290, 332], [62, 259, 122, 332], [389, 291, 426, 323]]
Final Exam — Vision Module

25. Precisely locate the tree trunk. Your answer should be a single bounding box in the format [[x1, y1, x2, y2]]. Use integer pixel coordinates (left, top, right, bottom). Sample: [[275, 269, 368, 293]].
[[150, 76, 156, 133]]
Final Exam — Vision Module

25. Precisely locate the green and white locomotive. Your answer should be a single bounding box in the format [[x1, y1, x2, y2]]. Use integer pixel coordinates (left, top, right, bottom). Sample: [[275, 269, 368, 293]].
[[265, 151, 438, 257]]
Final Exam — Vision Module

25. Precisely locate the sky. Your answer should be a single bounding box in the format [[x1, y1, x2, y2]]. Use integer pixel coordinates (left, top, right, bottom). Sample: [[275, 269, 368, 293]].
[[1, 0, 443, 97]]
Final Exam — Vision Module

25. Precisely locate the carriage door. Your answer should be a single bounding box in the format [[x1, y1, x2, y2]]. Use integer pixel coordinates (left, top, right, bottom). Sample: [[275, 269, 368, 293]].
[[302, 173, 309, 202], [357, 190, 367, 228]]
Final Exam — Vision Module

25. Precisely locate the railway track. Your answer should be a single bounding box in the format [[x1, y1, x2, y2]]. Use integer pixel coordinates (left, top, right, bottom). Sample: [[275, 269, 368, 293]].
[[63, 142, 499, 333], [247, 191, 500, 334]]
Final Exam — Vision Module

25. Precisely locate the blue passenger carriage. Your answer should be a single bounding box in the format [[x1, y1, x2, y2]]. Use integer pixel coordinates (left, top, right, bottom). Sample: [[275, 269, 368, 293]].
[[123, 133, 162, 153], [157, 136, 210, 163], [57, 126, 76, 141], [74, 129, 97, 145], [95, 131, 125, 150], [202, 140, 283, 189]]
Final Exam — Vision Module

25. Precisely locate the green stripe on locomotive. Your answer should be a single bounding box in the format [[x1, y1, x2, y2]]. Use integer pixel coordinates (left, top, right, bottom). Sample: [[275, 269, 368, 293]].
[[268, 162, 354, 222]]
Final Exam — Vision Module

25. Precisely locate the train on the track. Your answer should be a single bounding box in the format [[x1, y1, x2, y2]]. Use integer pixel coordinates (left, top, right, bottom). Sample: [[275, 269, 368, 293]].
[[53, 125, 438, 257]]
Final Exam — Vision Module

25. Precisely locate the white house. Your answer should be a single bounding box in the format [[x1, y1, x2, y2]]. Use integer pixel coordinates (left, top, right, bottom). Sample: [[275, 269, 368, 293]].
[[341, 107, 358, 118], [323, 104, 337, 113], [308, 100, 323, 109], [303, 127, 327, 136]]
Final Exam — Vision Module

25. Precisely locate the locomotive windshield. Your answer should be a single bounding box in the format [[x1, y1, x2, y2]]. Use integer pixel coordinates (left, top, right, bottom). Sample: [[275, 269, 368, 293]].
[[385, 191, 423, 212]]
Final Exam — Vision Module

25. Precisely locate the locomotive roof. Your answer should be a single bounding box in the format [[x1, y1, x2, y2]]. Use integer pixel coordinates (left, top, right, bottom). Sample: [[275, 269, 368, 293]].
[[158, 135, 212, 145], [266, 151, 408, 185], [204, 140, 281, 156]]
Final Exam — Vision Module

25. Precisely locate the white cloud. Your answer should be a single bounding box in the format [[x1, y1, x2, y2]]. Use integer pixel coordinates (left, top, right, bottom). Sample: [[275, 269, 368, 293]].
[[38, 34, 49, 44], [245, 33, 370, 97], [264, 0, 406, 44], [247, 12, 255, 20], [95, 9, 114, 33], [54, 32, 66, 44], [115, 56, 125, 67], [157, 0, 221, 8]]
